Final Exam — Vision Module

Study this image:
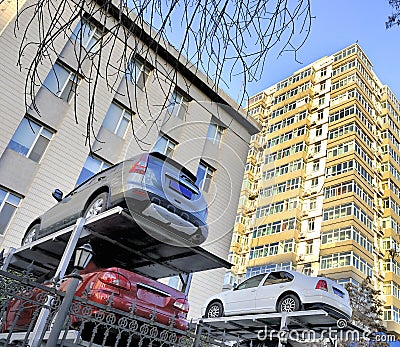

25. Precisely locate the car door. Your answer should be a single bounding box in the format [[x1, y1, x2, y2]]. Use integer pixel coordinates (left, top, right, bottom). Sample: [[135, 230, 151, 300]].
[[224, 274, 266, 315], [40, 170, 109, 235], [39, 187, 82, 236], [255, 271, 294, 312]]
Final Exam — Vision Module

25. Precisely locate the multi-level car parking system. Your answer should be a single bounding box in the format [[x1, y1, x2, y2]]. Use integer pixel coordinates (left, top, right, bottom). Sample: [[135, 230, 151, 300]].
[[0, 207, 364, 346]]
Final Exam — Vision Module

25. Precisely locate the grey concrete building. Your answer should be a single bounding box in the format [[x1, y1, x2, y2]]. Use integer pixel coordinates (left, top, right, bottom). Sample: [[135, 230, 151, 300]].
[[0, 0, 259, 318]]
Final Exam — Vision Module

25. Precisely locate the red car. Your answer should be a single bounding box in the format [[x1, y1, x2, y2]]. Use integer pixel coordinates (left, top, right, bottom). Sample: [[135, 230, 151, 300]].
[[3, 266, 189, 332]]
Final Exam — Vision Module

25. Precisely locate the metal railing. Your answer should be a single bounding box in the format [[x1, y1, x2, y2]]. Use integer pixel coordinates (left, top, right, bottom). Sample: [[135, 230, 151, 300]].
[[0, 270, 241, 347]]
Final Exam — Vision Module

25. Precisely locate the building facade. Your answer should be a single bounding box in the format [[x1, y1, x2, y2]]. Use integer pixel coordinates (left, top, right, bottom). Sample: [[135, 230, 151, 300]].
[[227, 44, 400, 333], [0, 0, 259, 318]]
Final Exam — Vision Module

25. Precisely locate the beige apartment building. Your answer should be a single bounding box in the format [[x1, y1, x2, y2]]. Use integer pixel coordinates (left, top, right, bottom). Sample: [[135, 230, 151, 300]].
[[228, 44, 400, 333], [0, 0, 259, 318]]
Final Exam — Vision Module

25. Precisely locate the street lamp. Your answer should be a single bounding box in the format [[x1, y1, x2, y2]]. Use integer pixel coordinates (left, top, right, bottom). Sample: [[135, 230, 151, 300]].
[[74, 243, 94, 270], [46, 243, 94, 347]]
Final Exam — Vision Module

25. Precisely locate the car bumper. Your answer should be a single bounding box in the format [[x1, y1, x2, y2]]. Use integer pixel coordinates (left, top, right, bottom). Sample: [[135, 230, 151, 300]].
[[124, 188, 208, 246], [302, 292, 352, 319]]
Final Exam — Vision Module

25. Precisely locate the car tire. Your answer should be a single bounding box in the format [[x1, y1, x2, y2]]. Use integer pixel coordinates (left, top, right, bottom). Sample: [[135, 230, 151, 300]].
[[84, 192, 108, 219], [21, 223, 39, 246], [277, 294, 300, 313], [205, 301, 224, 318]]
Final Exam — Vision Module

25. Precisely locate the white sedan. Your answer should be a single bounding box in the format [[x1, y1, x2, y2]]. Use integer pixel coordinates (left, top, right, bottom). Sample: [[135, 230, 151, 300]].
[[202, 270, 352, 319]]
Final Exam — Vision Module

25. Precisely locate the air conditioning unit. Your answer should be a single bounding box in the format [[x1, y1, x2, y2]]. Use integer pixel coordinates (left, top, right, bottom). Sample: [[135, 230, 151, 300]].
[[303, 190, 311, 197], [310, 187, 319, 195], [302, 211, 309, 218], [298, 232, 307, 239]]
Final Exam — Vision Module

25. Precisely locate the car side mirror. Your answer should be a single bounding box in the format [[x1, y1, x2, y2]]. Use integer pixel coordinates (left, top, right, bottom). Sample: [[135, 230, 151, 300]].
[[233, 283, 238, 290], [52, 189, 63, 202]]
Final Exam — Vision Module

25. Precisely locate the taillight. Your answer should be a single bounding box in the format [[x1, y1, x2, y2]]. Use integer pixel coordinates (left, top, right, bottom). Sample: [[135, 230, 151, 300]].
[[315, 279, 328, 291], [173, 298, 189, 313], [98, 271, 131, 291], [129, 154, 149, 174]]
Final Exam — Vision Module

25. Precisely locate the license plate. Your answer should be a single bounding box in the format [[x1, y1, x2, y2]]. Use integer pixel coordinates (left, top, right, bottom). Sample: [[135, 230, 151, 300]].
[[333, 287, 344, 298], [169, 179, 192, 199]]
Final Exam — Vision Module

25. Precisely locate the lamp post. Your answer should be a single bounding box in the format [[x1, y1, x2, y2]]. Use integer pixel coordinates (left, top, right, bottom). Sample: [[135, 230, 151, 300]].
[[45, 243, 94, 347]]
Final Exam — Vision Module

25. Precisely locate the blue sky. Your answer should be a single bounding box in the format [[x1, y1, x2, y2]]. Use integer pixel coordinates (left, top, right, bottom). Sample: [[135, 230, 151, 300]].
[[242, 0, 400, 103], [138, 1, 400, 103]]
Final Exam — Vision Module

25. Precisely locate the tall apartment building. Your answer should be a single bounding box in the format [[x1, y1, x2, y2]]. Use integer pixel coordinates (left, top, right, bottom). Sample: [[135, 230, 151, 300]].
[[228, 43, 400, 333], [0, 0, 259, 318]]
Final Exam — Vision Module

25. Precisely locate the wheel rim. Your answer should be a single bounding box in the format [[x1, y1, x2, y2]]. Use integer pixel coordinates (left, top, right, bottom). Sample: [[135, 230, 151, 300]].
[[207, 304, 221, 318], [85, 198, 104, 218], [280, 297, 296, 312], [23, 228, 36, 245]]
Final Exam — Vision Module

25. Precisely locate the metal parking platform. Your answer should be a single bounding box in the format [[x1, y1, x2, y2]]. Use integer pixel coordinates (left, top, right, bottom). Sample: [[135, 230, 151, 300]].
[[3, 207, 231, 282], [196, 310, 365, 346], [0, 209, 367, 347]]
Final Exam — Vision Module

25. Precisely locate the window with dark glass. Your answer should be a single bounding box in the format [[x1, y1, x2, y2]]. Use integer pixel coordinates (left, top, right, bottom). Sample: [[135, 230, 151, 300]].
[[153, 134, 177, 157], [7, 117, 53, 162], [195, 161, 214, 192], [101, 101, 131, 137], [43, 62, 80, 102], [167, 89, 189, 119], [206, 123, 224, 145], [71, 18, 103, 51], [0, 188, 21, 235], [236, 274, 265, 290], [126, 59, 151, 90]]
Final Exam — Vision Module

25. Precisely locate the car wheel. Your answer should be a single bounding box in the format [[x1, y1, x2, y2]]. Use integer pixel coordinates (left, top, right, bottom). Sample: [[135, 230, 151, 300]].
[[84, 193, 108, 219], [205, 301, 224, 318], [21, 224, 39, 246], [277, 294, 300, 313]]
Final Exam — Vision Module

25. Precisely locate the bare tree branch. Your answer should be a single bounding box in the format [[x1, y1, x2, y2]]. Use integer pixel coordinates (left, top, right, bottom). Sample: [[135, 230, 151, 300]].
[[13, 0, 313, 150]]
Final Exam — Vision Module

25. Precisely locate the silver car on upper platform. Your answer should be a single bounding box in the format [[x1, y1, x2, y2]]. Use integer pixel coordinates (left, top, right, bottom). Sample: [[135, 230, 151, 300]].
[[22, 152, 208, 247], [202, 270, 352, 320]]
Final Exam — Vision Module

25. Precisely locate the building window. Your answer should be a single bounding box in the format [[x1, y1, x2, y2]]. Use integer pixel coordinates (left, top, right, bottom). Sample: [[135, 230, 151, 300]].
[[76, 155, 110, 185], [43, 62, 79, 102], [317, 111, 324, 121], [126, 59, 151, 90], [306, 242, 313, 254], [153, 135, 177, 157], [71, 18, 103, 51], [303, 264, 312, 276], [0, 188, 21, 235], [309, 198, 317, 210], [7, 117, 53, 162], [316, 125, 323, 137], [320, 82, 326, 91], [312, 161, 320, 172], [314, 142, 321, 153], [320, 68, 327, 77], [311, 178, 318, 188], [167, 89, 189, 119], [308, 218, 315, 231], [206, 123, 224, 145], [101, 102, 131, 137], [319, 96, 325, 106], [196, 161, 214, 192]]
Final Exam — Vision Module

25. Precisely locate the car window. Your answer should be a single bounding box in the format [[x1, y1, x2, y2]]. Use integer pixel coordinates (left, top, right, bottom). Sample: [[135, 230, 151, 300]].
[[263, 271, 294, 286], [236, 274, 265, 290]]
